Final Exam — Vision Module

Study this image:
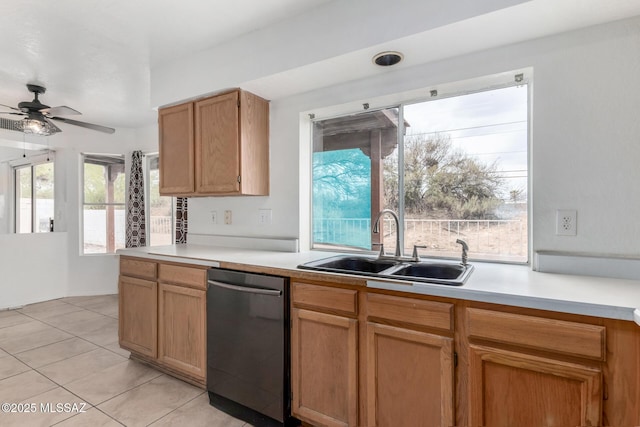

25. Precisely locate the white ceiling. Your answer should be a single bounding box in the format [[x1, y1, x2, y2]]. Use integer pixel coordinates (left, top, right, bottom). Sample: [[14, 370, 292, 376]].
[[1, 0, 639, 133], [0, 0, 332, 130]]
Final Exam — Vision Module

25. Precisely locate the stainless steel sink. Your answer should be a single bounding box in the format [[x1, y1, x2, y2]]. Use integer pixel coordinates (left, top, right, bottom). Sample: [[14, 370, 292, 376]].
[[298, 255, 473, 286]]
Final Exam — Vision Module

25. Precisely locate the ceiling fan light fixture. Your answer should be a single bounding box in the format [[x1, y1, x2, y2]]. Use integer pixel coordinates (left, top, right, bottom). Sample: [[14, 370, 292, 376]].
[[0, 84, 115, 135], [372, 51, 403, 67], [18, 117, 59, 136]]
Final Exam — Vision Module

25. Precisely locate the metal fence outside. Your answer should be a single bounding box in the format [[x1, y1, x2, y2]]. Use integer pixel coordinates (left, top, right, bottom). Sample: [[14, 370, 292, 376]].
[[313, 217, 527, 261]]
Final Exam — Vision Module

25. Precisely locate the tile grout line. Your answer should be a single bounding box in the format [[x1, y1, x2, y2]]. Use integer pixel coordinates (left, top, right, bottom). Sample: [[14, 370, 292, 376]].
[[19, 305, 175, 425], [2, 296, 233, 427], [142, 390, 207, 427], [13, 304, 123, 357]]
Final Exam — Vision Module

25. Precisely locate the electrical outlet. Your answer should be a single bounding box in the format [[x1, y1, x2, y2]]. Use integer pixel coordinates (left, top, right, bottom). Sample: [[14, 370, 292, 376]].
[[224, 210, 232, 225], [556, 209, 577, 236], [211, 211, 217, 224]]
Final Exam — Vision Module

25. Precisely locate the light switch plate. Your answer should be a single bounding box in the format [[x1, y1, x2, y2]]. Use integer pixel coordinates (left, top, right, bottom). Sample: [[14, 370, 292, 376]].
[[258, 209, 272, 225]]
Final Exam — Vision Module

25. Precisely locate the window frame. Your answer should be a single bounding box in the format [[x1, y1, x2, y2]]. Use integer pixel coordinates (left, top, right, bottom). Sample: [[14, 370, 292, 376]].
[[12, 153, 55, 234], [308, 76, 531, 264], [144, 153, 175, 247], [81, 153, 126, 255]]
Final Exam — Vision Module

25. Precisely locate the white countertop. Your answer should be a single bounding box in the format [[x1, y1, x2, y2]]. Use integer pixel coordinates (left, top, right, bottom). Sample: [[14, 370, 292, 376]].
[[118, 244, 640, 325]]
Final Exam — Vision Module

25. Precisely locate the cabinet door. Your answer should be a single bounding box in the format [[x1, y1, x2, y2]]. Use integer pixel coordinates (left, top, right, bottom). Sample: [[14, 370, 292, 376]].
[[291, 308, 358, 427], [119, 276, 157, 358], [195, 91, 240, 194], [468, 344, 602, 426], [159, 102, 195, 195], [238, 90, 270, 195], [158, 283, 206, 380], [366, 322, 454, 427]]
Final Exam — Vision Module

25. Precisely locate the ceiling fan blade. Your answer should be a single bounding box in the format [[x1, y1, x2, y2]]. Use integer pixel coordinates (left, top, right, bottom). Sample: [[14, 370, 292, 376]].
[[0, 111, 26, 116], [0, 103, 20, 111], [40, 105, 81, 116], [49, 116, 115, 134]]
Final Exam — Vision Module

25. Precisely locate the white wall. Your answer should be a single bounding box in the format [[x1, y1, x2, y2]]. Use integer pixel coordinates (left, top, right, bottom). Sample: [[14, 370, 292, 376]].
[[183, 16, 640, 260], [4, 11, 640, 309], [0, 233, 69, 308], [62, 125, 157, 297], [0, 162, 9, 234], [0, 124, 157, 309]]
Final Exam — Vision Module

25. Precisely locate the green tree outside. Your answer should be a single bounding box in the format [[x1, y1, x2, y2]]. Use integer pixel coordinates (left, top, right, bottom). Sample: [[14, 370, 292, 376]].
[[384, 134, 502, 219]]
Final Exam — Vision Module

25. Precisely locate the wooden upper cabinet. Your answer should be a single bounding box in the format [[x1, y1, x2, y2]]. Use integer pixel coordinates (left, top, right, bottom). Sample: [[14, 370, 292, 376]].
[[159, 89, 269, 197], [195, 92, 241, 194], [158, 102, 195, 195], [238, 90, 269, 195]]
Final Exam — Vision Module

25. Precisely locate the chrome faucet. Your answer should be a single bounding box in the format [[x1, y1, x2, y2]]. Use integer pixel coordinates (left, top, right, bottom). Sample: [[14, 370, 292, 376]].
[[456, 239, 469, 266], [372, 209, 402, 258]]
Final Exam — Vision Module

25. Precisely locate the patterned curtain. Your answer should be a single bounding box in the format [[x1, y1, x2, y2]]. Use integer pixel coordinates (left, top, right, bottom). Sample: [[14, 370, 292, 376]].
[[175, 197, 188, 244], [125, 151, 146, 247]]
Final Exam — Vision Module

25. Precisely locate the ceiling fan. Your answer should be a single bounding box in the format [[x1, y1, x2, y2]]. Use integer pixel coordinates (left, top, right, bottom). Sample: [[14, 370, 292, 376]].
[[0, 84, 115, 136]]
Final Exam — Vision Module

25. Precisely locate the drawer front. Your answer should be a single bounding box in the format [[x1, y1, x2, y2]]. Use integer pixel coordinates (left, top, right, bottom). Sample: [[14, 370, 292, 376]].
[[158, 263, 207, 290], [467, 308, 605, 360], [120, 257, 157, 280], [367, 293, 453, 331], [292, 282, 357, 316]]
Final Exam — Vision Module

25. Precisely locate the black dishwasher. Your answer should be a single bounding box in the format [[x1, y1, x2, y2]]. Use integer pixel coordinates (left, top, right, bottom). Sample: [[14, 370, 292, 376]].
[[207, 268, 296, 426]]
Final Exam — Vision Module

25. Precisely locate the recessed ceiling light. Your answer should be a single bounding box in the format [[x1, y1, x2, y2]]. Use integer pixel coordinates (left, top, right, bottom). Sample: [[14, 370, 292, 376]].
[[372, 51, 403, 67]]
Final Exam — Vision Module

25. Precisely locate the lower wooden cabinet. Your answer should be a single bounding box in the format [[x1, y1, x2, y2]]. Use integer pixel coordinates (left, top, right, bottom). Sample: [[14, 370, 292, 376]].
[[117, 261, 640, 424], [366, 322, 454, 427], [468, 344, 602, 426], [158, 283, 206, 380], [288, 283, 629, 426], [119, 275, 157, 358], [291, 307, 358, 427], [118, 256, 207, 386], [466, 307, 605, 426]]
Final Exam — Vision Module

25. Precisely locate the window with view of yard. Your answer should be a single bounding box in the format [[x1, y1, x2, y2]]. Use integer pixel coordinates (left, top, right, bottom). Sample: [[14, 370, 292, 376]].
[[14, 158, 55, 233], [82, 154, 125, 254], [147, 154, 174, 246], [312, 83, 529, 263]]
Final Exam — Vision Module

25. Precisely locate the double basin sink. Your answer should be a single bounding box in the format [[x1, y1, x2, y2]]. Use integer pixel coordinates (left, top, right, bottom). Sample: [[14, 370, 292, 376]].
[[298, 254, 473, 286]]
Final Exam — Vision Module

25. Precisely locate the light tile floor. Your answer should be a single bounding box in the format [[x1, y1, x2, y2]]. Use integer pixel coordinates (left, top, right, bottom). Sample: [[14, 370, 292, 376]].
[[0, 295, 248, 427]]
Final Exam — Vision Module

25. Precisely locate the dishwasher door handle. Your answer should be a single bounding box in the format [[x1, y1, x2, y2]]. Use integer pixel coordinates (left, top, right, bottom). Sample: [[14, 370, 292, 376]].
[[207, 280, 282, 296]]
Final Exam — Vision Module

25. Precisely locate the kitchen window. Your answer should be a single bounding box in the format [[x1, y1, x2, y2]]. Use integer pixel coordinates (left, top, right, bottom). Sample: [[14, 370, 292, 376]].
[[82, 154, 125, 254], [146, 154, 174, 246], [312, 83, 529, 263], [14, 156, 55, 233]]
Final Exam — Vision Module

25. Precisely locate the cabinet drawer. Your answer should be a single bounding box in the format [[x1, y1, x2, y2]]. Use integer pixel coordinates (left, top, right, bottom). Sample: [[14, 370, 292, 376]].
[[292, 282, 357, 316], [367, 293, 453, 331], [467, 308, 605, 360], [120, 257, 157, 280], [158, 263, 207, 290]]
